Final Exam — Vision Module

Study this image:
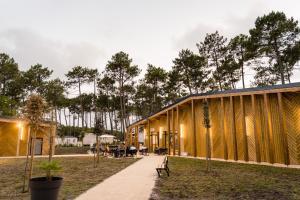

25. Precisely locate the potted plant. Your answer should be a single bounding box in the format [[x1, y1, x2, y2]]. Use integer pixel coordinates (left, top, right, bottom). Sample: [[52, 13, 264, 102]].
[[29, 161, 63, 200]]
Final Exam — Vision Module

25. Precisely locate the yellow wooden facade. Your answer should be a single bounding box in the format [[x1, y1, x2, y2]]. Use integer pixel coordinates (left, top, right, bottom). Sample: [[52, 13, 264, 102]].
[[127, 83, 300, 165], [0, 117, 55, 157]]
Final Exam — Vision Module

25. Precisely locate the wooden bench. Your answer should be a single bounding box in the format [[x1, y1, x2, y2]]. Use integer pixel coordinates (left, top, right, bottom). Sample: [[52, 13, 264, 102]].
[[154, 147, 168, 155], [156, 156, 169, 177]]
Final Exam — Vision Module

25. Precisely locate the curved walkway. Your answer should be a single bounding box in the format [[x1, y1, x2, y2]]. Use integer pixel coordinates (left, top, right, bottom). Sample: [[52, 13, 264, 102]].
[[76, 155, 164, 200]]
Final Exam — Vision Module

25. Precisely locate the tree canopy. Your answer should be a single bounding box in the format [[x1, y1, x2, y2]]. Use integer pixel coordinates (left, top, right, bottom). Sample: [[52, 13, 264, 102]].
[[0, 10, 300, 139]]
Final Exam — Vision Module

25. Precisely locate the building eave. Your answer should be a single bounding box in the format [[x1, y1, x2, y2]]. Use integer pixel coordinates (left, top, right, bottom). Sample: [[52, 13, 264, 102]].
[[128, 82, 300, 129]]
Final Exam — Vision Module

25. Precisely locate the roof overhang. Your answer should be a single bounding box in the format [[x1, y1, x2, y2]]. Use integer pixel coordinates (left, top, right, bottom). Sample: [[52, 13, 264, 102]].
[[127, 82, 300, 129]]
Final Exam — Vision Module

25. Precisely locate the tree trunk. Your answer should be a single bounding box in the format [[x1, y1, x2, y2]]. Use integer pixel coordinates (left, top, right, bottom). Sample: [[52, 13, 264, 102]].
[[49, 109, 56, 162], [104, 112, 107, 130], [119, 93, 125, 137], [77, 113, 80, 127], [72, 115, 75, 128], [240, 50, 246, 89], [64, 108, 68, 126], [85, 112, 88, 128], [58, 109, 62, 125], [213, 50, 223, 91], [28, 126, 37, 188], [114, 110, 118, 132], [22, 126, 32, 192], [274, 40, 285, 85], [79, 80, 85, 127], [206, 127, 211, 172], [241, 64, 245, 89], [96, 135, 100, 163], [109, 110, 113, 134]]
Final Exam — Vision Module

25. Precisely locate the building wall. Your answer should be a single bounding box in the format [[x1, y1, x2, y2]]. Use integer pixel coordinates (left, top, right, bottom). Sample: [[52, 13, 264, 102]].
[[137, 92, 300, 165], [284, 93, 300, 165], [0, 122, 19, 156], [0, 120, 55, 156]]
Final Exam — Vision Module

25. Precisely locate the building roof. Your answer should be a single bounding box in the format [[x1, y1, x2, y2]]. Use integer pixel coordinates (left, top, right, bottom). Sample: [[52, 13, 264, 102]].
[[0, 116, 26, 123], [99, 134, 115, 138], [128, 82, 300, 128], [0, 116, 53, 127]]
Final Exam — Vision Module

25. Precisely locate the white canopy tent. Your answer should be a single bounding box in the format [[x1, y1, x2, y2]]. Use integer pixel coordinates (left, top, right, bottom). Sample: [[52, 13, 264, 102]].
[[99, 134, 115, 144]]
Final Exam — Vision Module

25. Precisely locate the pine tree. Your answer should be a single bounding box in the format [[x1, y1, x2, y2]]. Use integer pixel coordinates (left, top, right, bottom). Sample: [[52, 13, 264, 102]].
[[249, 11, 300, 85], [197, 31, 227, 91]]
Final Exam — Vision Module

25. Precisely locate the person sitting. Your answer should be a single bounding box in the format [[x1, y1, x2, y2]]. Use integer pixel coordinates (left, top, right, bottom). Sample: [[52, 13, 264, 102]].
[[129, 145, 137, 156], [140, 145, 148, 155]]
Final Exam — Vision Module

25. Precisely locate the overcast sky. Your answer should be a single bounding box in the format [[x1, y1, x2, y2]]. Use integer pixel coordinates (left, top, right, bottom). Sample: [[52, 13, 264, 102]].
[[1, 0, 300, 89]]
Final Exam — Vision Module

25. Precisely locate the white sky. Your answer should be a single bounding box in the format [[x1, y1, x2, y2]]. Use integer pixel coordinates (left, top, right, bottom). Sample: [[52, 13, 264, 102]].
[[0, 0, 300, 91]]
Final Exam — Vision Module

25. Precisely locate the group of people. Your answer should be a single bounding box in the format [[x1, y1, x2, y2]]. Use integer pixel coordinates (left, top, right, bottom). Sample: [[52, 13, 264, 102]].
[[90, 143, 148, 157]]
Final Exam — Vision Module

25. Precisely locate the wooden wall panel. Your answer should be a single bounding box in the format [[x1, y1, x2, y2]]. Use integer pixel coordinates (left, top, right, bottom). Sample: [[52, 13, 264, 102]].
[[177, 106, 180, 155], [209, 99, 224, 159], [19, 126, 30, 156], [256, 96, 267, 162], [269, 93, 285, 164], [127, 90, 300, 165], [283, 93, 300, 165], [262, 94, 274, 163], [240, 95, 249, 161], [223, 98, 234, 160], [150, 117, 167, 148], [191, 100, 197, 156], [220, 98, 228, 160], [181, 104, 193, 156], [147, 120, 150, 151], [194, 100, 204, 157], [244, 96, 257, 162], [0, 122, 18, 156], [144, 126, 148, 149], [234, 96, 244, 161], [277, 92, 290, 165]]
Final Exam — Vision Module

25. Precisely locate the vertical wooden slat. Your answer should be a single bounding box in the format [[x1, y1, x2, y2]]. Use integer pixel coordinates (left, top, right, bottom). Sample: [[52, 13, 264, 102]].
[[129, 127, 132, 145], [263, 93, 274, 163], [240, 95, 249, 161], [125, 127, 128, 146], [251, 94, 261, 162], [177, 105, 180, 156], [157, 130, 160, 148], [277, 92, 290, 165], [192, 99, 197, 157], [230, 96, 238, 161], [26, 126, 31, 155], [16, 127, 21, 156], [172, 108, 175, 155], [220, 97, 228, 160], [147, 120, 151, 152], [167, 110, 170, 155], [135, 126, 139, 150]]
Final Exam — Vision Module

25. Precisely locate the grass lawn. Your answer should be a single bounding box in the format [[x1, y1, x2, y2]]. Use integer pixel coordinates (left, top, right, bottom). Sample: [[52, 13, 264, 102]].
[[0, 156, 138, 200], [55, 146, 90, 155], [151, 157, 300, 200]]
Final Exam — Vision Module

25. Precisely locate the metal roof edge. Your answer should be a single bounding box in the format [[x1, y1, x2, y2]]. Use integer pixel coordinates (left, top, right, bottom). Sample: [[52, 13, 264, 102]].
[[127, 82, 300, 128]]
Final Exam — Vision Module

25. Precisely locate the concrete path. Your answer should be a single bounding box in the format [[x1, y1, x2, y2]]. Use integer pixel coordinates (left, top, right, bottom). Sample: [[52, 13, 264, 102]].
[[76, 155, 164, 200]]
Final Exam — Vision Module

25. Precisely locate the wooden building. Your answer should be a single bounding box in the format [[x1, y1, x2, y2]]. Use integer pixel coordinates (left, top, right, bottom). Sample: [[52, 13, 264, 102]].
[[0, 117, 56, 157], [127, 83, 300, 166]]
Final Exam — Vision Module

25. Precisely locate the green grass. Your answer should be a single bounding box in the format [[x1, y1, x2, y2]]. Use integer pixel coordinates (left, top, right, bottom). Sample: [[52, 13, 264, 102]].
[[54, 146, 90, 155], [0, 156, 138, 200], [151, 157, 300, 200]]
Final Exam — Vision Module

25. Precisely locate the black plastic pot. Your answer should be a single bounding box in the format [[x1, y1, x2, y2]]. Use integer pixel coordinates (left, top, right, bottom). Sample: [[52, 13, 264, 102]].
[[29, 177, 63, 200]]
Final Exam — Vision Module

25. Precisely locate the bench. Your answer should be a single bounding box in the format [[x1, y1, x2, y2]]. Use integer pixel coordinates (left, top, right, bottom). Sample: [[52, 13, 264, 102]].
[[139, 148, 149, 156], [156, 156, 169, 177], [154, 147, 168, 155]]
